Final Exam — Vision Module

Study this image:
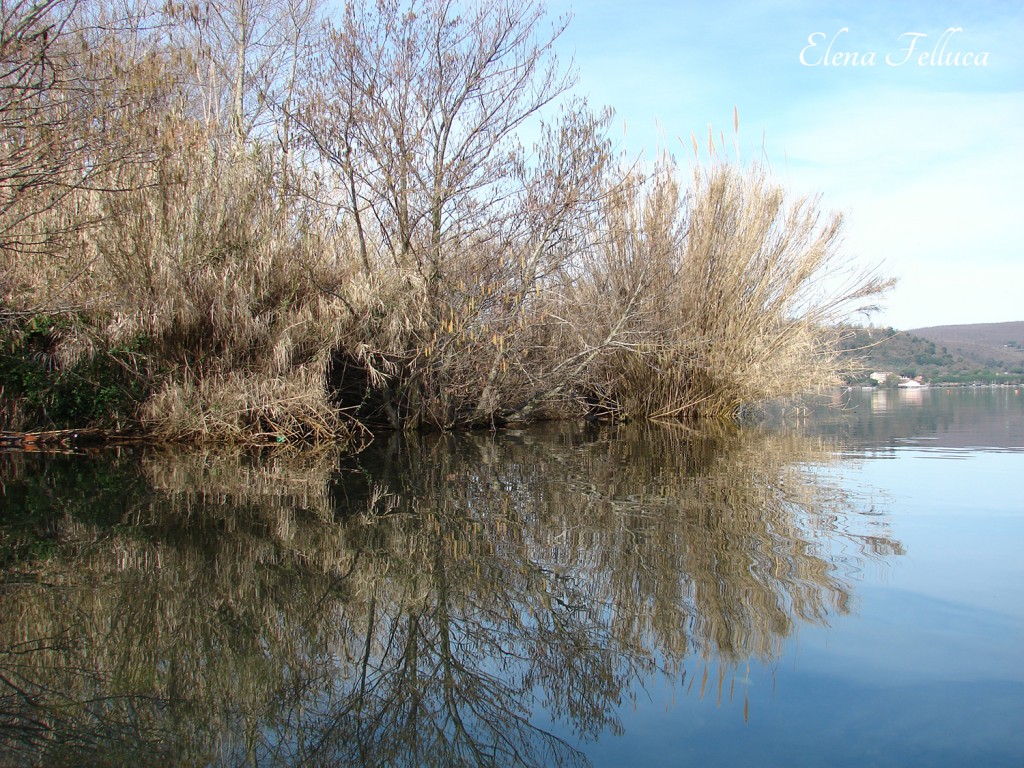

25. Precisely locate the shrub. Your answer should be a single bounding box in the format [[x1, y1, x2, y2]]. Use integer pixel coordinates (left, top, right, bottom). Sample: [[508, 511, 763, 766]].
[[557, 161, 892, 420], [0, 314, 150, 430]]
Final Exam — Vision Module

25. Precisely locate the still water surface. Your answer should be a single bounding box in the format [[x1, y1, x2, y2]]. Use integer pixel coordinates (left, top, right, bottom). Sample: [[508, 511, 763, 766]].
[[0, 388, 1021, 766]]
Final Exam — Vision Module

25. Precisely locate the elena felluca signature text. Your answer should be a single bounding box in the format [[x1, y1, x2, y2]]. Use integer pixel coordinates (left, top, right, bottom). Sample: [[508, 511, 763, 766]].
[[800, 27, 990, 67]]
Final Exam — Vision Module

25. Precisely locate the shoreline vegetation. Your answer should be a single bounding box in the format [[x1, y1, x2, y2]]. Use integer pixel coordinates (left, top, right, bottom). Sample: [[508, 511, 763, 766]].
[[0, 0, 890, 448]]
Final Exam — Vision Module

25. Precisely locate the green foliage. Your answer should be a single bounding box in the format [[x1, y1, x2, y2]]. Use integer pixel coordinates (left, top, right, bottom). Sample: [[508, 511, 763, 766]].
[[0, 315, 151, 430]]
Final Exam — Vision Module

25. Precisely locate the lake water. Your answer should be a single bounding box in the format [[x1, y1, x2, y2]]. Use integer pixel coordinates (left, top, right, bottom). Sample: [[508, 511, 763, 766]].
[[0, 388, 1021, 766]]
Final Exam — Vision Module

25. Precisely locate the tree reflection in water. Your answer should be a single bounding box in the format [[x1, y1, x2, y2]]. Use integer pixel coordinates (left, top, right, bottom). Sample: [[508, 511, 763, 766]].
[[0, 422, 902, 766]]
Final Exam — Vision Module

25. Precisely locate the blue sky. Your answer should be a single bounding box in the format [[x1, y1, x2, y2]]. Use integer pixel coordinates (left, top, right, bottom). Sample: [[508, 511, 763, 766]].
[[544, 0, 1024, 330]]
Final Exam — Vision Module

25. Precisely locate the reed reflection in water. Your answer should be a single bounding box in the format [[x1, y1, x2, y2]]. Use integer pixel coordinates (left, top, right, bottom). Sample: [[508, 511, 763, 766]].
[[0, 422, 901, 766]]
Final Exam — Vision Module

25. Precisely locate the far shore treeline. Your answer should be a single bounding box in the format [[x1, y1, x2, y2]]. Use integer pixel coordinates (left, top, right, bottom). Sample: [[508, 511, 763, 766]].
[[0, 0, 890, 446]]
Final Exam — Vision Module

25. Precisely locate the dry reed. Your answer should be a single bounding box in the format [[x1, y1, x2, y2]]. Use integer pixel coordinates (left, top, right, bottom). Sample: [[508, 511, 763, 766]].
[[0, 0, 891, 440]]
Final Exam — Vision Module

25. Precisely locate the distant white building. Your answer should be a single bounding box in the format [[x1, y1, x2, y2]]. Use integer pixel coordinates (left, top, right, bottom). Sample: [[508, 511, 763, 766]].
[[870, 371, 894, 384], [898, 378, 923, 388]]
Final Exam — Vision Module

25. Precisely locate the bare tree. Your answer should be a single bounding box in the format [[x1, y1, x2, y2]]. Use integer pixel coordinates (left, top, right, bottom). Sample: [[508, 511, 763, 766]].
[[0, 0, 88, 256], [161, 0, 323, 154], [297, 0, 575, 277], [0, 0, 178, 314], [291, 0, 630, 428]]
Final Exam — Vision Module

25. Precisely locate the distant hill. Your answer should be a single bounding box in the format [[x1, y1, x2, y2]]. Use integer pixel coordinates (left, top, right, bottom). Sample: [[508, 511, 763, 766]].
[[838, 321, 1024, 384], [910, 321, 1024, 350]]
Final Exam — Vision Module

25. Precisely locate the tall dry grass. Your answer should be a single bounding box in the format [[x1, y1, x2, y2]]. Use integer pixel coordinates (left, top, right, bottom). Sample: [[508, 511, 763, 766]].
[[8, 145, 363, 441], [565, 160, 892, 421], [4, 143, 887, 436], [0, 0, 891, 441]]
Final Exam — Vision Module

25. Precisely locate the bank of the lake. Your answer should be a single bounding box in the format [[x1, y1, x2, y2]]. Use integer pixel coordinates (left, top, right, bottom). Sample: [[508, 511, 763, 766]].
[[2, 0, 887, 443]]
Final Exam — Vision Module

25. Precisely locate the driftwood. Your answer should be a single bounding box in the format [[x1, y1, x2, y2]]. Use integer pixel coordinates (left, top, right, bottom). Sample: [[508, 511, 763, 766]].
[[0, 428, 134, 450]]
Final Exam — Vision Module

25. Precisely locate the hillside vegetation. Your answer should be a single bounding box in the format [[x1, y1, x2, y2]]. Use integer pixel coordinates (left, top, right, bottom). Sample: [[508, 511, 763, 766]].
[[839, 322, 1024, 384], [0, 0, 889, 443]]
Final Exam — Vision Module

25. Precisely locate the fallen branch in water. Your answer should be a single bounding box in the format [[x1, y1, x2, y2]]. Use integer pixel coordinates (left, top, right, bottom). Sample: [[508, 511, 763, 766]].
[[0, 428, 139, 450]]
